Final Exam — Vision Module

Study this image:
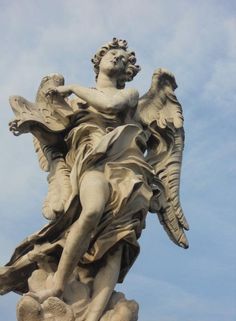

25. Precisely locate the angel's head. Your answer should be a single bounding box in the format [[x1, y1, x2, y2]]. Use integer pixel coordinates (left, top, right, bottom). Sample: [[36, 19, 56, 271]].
[[91, 38, 140, 89]]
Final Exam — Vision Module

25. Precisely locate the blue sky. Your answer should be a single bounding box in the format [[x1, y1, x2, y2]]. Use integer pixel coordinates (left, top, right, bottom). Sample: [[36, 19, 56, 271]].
[[0, 1, 235, 320]]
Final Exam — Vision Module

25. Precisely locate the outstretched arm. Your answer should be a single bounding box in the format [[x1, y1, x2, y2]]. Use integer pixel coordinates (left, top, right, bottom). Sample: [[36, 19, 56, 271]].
[[49, 85, 139, 113]]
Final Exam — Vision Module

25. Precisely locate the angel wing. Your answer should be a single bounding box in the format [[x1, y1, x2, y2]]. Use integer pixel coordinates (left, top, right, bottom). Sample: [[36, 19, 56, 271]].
[[9, 74, 73, 220], [135, 68, 189, 249]]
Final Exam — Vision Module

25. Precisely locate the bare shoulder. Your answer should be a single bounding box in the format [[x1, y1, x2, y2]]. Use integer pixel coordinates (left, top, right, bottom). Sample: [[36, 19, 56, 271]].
[[120, 88, 139, 107]]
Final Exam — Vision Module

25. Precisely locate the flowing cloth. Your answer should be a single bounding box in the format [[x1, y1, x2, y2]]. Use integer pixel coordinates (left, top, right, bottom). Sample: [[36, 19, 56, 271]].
[[0, 107, 154, 295]]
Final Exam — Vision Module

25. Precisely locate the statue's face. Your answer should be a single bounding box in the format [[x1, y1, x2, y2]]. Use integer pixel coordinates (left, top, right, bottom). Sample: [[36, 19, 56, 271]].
[[99, 49, 128, 78]]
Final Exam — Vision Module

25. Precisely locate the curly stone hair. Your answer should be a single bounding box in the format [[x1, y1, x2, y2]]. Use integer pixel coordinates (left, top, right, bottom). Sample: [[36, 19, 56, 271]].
[[91, 38, 141, 89]]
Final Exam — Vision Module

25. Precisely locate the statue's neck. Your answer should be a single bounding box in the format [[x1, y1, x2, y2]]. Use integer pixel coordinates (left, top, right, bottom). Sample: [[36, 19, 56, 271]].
[[96, 73, 117, 90]]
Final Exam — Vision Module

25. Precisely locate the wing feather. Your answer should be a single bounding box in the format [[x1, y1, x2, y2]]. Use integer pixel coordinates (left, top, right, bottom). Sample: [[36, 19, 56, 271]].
[[33, 137, 50, 172], [136, 68, 189, 248], [9, 74, 73, 220]]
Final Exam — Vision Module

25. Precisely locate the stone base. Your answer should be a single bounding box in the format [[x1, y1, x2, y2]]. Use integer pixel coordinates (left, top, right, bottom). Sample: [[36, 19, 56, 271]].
[[15, 258, 139, 321], [17, 292, 138, 321]]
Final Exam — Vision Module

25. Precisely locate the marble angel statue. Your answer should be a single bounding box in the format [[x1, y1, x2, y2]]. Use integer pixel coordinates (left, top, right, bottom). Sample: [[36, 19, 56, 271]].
[[0, 38, 189, 321]]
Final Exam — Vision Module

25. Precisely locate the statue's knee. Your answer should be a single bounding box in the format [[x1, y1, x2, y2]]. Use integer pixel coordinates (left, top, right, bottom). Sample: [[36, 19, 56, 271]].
[[80, 210, 100, 231]]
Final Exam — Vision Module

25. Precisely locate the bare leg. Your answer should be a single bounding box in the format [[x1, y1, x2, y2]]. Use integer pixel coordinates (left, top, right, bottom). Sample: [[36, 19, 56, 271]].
[[86, 246, 123, 321], [27, 170, 110, 302]]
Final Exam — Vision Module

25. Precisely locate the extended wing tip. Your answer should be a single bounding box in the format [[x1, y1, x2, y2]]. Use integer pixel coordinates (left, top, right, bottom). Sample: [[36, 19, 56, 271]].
[[180, 242, 189, 249], [184, 223, 190, 231], [179, 239, 189, 249], [179, 234, 189, 249]]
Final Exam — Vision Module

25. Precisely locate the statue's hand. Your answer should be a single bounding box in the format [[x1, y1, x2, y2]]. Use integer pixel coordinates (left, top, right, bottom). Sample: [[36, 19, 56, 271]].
[[46, 85, 72, 98]]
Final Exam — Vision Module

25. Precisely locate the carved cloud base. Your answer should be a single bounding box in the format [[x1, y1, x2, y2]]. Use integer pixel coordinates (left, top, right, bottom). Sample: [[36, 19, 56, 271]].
[[16, 266, 138, 321], [17, 294, 138, 321]]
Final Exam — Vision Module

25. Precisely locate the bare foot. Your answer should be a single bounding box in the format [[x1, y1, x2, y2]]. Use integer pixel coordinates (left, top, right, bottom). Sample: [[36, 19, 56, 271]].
[[24, 287, 63, 304]]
